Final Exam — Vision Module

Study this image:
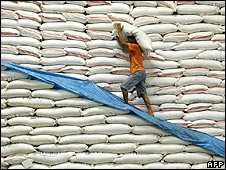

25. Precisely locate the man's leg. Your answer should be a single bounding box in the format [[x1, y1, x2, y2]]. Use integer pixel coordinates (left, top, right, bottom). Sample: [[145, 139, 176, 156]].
[[121, 73, 139, 104], [141, 94, 154, 116], [121, 87, 129, 104]]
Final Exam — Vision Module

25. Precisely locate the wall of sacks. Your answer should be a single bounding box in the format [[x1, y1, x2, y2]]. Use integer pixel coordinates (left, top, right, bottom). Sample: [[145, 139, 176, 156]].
[[1, 1, 225, 169]]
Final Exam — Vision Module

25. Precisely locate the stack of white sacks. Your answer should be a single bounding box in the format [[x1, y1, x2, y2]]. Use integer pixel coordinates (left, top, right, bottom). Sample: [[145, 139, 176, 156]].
[[1, 1, 225, 169]]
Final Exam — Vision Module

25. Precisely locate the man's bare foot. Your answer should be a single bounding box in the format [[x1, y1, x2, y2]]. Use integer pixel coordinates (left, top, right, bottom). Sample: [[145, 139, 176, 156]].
[[148, 111, 154, 116]]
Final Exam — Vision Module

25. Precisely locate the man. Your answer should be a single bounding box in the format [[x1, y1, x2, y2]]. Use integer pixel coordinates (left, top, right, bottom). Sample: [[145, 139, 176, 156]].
[[116, 23, 154, 116]]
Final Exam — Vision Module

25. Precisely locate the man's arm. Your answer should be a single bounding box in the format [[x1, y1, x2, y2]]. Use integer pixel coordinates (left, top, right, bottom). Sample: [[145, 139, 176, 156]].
[[116, 24, 128, 47]]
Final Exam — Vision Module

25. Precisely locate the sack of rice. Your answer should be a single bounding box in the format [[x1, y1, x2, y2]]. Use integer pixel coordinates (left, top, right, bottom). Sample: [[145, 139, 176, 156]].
[[70, 152, 118, 164], [28, 152, 75, 166], [88, 143, 137, 153], [59, 134, 108, 144], [1, 9, 18, 20], [113, 22, 159, 59], [1, 143, 36, 157]]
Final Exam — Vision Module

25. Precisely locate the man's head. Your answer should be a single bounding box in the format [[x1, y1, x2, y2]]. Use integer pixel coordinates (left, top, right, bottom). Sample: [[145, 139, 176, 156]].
[[127, 35, 137, 43]]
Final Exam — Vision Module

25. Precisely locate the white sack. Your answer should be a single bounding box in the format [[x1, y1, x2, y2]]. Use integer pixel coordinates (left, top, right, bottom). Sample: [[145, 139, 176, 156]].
[[16, 10, 41, 23], [1, 143, 36, 157], [1, 9, 18, 20], [17, 2, 41, 12], [85, 3, 130, 14], [7, 98, 55, 108], [1, 125, 33, 137], [10, 135, 58, 145], [30, 126, 81, 136], [54, 98, 102, 108], [82, 124, 132, 135], [108, 134, 158, 144], [1, 45, 18, 54], [175, 76, 222, 87], [1, 70, 28, 81], [40, 22, 86, 32], [62, 12, 86, 23], [41, 4, 84, 13], [135, 144, 185, 154], [113, 153, 162, 164], [176, 5, 219, 15], [1, 28, 20, 37], [40, 56, 85, 66], [17, 26, 42, 40], [163, 152, 211, 164], [176, 94, 222, 104], [105, 114, 150, 126], [83, 106, 130, 116], [6, 79, 54, 90], [1, 89, 31, 99], [70, 152, 118, 164], [28, 152, 75, 166], [133, 17, 160, 27], [1, 107, 35, 119], [8, 117, 56, 127], [37, 144, 87, 153], [35, 107, 82, 118], [131, 7, 174, 18], [1, 54, 40, 65], [156, 15, 203, 24], [113, 22, 157, 59], [1, 37, 40, 48], [18, 19, 40, 29], [88, 143, 137, 153], [57, 115, 106, 126], [59, 134, 108, 144], [41, 30, 66, 40], [183, 111, 225, 121], [50, 162, 91, 169], [179, 59, 223, 70]]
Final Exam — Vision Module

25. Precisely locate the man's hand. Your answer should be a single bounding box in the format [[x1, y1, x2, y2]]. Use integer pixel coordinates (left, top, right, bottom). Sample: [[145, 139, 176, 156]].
[[116, 23, 123, 33], [115, 23, 127, 46]]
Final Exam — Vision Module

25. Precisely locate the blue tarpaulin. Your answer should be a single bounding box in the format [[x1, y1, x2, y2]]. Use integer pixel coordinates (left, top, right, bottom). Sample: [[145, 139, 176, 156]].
[[1, 61, 225, 158]]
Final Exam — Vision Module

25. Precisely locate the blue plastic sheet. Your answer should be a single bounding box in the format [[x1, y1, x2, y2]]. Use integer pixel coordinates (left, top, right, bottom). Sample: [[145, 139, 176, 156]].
[[1, 61, 225, 158]]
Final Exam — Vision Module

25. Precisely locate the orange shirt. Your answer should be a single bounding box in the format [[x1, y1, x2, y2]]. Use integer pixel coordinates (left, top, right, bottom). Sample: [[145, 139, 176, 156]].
[[128, 43, 144, 74]]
